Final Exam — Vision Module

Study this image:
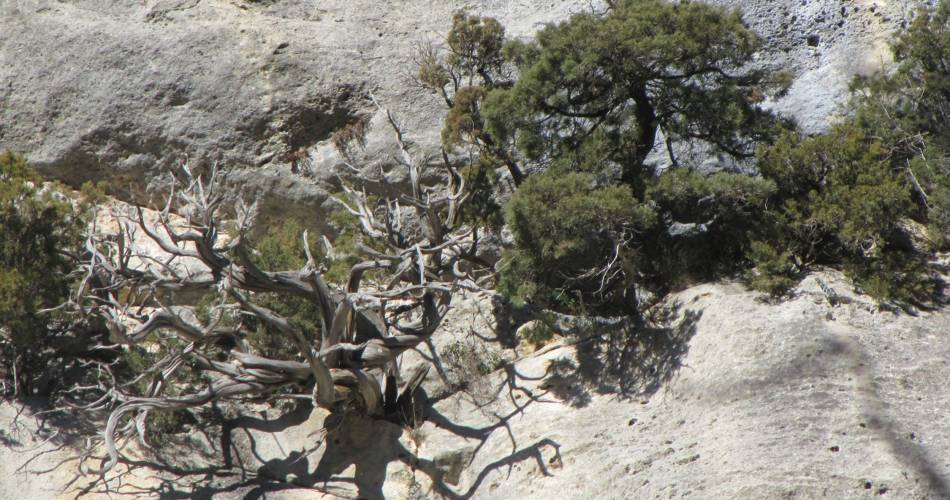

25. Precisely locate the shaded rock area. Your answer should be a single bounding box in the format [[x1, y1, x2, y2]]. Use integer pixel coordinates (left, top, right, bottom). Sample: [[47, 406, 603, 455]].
[[4, 272, 948, 498], [0, 0, 920, 220]]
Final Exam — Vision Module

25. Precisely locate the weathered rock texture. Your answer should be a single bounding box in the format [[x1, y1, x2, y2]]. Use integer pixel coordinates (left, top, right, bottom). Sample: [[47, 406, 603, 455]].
[[2, 1, 946, 498], [0, 0, 918, 217], [715, 0, 915, 131], [4, 273, 949, 498], [0, 0, 593, 221]]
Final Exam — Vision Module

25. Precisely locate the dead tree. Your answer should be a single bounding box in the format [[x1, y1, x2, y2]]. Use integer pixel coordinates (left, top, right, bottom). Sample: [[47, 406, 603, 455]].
[[72, 102, 488, 473]]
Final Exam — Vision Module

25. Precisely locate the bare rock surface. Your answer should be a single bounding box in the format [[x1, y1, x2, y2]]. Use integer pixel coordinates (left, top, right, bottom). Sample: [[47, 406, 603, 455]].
[[3, 272, 948, 498], [0, 0, 593, 219], [409, 273, 950, 499], [0, 0, 922, 216], [714, 0, 916, 132]]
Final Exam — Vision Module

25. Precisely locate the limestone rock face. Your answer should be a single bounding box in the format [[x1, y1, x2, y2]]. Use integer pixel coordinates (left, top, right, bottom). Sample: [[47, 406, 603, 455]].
[[0, 0, 591, 221], [711, 0, 912, 132], [407, 274, 950, 499], [0, 0, 919, 218]]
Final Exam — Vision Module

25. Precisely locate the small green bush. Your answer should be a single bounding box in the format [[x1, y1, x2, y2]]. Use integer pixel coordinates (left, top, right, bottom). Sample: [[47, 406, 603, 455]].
[[146, 408, 196, 444], [746, 240, 798, 296], [517, 321, 556, 350], [442, 340, 504, 377], [118, 342, 201, 443], [752, 124, 942, 305], [324, 204, 387, 284], [244, 219, 323, 359], [845, 252, 941, 308], [0, 152, 89, 395]]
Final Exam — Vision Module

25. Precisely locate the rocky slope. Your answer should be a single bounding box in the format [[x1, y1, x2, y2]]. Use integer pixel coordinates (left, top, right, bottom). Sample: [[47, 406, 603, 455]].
[[0, 0, 915, 219], [3, 272, 948, 498], [2, 1, 948, 498]]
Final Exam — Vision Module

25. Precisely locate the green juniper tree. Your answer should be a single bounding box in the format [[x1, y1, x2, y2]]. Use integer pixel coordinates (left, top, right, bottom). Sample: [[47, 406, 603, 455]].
[[747, 1, 950, 305], [478, 0, 785, 314], [848, 0, 950, 249], [483, 0, 785, 191], [499, 172, 656, 313]]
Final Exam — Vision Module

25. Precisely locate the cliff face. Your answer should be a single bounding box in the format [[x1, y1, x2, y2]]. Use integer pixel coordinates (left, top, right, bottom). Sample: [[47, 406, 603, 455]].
[[0, 0, 586, 222], [4, 272, 949, 498], [3, 1, 948, 498], [0, 0, 912, 216]]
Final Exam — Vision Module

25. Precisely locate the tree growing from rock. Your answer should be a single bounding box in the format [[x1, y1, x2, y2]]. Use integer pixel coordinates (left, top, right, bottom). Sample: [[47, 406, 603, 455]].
[[71, 103, 487, 472], [744, 0, 950, 304], [483, 0, 786, 314], [849, 0, 950, 249], [482, 0, 787, 191]]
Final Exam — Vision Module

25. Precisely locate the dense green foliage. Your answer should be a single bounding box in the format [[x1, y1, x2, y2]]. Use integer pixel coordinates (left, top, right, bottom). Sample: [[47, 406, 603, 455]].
[[645, 168, 776, 287], [483, 0, 784, 190], [849, 1, 950, 249], [758, 127, 912, 263], [438, 0, 948, 313], [0, 152, 89, 394], [745, 3, 950, 304], [500, 172, 655, 312], [749, 126, 939, 303], [492, 0, 785, 313]]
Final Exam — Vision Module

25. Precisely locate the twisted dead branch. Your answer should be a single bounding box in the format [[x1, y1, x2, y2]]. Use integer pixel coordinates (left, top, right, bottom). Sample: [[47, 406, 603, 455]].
[[71, 100, 489, 474]]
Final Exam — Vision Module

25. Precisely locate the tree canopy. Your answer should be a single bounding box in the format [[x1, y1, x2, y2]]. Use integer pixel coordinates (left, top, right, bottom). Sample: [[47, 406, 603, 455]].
[[483, 0, 785, 190], [487, 0, 787, 314]]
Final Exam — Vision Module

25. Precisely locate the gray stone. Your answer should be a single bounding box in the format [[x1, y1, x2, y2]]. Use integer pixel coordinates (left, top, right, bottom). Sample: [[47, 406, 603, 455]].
[[708, 0, 917, 133], [0, 0, 921, 221], [0, 0, 598, 222]]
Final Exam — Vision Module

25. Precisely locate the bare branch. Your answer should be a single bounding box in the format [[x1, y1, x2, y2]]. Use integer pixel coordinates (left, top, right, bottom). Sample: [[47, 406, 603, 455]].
[[74, 100, 493, 475]]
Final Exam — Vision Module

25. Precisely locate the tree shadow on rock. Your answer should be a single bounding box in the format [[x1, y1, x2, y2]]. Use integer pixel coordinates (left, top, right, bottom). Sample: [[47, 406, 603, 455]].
[[541, 305, 702, 407], [732, 324, 949, 498], [65, 387, 562, 499], [537, 358, 593, 408], [406, 364, 564, 498], [488, 294, 534, 349]]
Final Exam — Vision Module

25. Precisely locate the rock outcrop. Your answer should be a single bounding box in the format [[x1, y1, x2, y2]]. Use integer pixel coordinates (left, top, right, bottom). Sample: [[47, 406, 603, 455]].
[[4, 272, 948, 498], [0, 0, 917, 219]]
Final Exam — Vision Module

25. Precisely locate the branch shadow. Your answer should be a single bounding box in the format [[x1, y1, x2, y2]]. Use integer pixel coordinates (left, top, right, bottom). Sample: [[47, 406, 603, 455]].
[[60, 401, 338, 499], [538, 305, 702, 408], [399, 437, 562, 500], [62, 375, 562, 499]]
